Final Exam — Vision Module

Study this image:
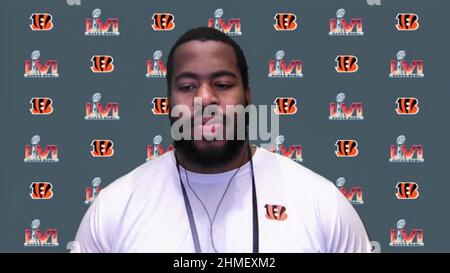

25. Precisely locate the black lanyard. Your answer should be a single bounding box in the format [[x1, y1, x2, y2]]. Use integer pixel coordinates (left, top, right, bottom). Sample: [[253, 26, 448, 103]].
[[174, 148, 259, 253]]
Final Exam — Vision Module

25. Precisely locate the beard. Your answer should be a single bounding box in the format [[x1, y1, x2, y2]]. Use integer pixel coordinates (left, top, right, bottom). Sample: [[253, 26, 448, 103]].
[[169, 100, 249, 169], [173, 138, 246, 168]]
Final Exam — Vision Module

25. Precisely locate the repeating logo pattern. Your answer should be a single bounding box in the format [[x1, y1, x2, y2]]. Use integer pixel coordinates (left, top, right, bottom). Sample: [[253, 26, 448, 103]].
[[16, 3, 433, 252]]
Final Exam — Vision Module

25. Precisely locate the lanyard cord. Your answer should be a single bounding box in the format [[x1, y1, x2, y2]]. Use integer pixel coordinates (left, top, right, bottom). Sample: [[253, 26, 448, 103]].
[[174, 144, 259, 253], [183, 152, 244, 252]]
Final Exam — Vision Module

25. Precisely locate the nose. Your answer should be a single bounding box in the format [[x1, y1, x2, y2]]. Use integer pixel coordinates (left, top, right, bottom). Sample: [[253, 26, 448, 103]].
[[195, 82, 219, 107]]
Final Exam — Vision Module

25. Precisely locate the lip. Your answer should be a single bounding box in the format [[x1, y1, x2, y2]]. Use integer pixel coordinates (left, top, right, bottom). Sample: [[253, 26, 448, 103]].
[[201, 116, 214, 125], [193, 115, 221, 125], [193, 116, 223, 138]]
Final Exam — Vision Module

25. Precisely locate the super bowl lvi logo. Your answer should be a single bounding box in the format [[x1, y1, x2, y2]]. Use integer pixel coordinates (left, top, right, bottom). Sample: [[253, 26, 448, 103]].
[[268, 50, 303, 78], [329, 9, 363, 36], [24, 50, 59, 78], [24, 219, 58, 247], [85, 92, 119, 120], [389, 135, 424, 163], [329, 93, 363, 120], [208, 8, 241, 36], [24, 135, 59, 163], [85, 8, 119, 36], [389, 50, 423, 78]]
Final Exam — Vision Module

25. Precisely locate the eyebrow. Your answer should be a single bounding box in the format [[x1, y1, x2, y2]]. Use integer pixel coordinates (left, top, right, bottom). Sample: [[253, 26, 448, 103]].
[[174, 70, 238, 82]]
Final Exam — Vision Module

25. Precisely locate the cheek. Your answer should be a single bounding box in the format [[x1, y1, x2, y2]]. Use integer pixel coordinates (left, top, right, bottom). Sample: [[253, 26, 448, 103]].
[[170, 94, 194, 110], [218, 90, 247, 108]]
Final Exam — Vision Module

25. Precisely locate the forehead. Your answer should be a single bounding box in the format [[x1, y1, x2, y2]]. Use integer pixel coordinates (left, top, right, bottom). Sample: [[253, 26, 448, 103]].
[[171, 40, 239, 76]]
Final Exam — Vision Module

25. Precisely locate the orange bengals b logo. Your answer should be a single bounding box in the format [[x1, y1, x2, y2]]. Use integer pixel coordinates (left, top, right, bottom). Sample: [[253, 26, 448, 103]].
[[30, 182, 53, 199], [274, 97, 297, 115], [396, 97, 419, 115], [274, 13, 297, 31], [335, 140, 359, 157], [91, 55, 114, 73], [396, 13, 419, 31], [30, 97, 53, 115], [265, 204, 288, 221], [152, 13, 175, 31], [396, 182, 419, 199], [30, 13, 53, 31], [152, 97, 169, 115], [91, 140, 114, 157], [335, 55, 358, 73]]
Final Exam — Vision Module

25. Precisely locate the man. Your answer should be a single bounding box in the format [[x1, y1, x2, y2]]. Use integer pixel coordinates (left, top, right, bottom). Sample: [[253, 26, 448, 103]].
[[72, 27, 372, 253]]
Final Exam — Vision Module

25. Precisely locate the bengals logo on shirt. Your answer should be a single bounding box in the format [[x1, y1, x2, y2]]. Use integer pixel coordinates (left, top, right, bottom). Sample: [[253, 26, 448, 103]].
[[91, 139, 114, 157], [91, 55, 114, 73], [335, 140, 359, 157], [264, 204, 288, 221], [152, 13, 175, 31], [274, 13, 297, 31], [30, 13, 53, 31], [30, 97, 53, 115], [396, 182, 419, 199], [396, 13, 419, 31], [274, 97, 297, 115], [151, 97, 169, 115], [335, 55, 359, 73], [396, 97, 419, 115], [30, 182, 53, 199]]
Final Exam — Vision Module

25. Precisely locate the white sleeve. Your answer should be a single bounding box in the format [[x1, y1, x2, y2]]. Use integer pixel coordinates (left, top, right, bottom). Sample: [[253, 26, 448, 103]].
[[321, 185, 372, 253], [71, 192, 111, 253]]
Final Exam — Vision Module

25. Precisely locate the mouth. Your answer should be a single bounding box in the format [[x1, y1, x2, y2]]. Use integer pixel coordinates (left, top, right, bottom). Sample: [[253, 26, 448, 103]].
[[193, 115, 223, 139]]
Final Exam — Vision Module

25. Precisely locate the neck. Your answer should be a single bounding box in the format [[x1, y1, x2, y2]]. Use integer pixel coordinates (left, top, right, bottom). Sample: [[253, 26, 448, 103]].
[[175, 141, 256, 174]]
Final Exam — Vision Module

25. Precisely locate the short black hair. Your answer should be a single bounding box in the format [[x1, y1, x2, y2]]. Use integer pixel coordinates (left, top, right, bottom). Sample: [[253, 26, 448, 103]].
[[166, 27, 249, 97]]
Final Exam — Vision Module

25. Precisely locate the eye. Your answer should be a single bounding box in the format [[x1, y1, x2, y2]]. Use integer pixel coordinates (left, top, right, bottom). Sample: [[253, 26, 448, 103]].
[[215, 82, 234, 90], [179, 84, 196, 92]]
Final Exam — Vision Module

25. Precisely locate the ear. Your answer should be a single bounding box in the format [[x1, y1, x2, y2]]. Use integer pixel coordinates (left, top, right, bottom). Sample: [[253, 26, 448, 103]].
[[245, 86, 252, 105]]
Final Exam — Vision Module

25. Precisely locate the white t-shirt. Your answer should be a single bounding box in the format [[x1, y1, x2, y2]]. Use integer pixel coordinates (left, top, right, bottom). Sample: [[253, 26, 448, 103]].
[[72, 146, 372, 253]]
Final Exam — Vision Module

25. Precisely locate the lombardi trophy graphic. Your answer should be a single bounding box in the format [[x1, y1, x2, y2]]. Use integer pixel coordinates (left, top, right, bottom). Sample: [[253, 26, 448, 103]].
[[91, 177, 101, 200], [31, 219, 41, 244], [30, 135, 41, 160], [336, 177, 346, 188], [274, 135, 285, 155], [396, 135, 406, 160], [275, 50, 285, 76], [396, 50, 406, 75], [336, 92, 346, 118], [396, 219, 406, 245], [91, 92, 101, 118], [336, 9, 345, 33], [214, 9, 223, 30], [31, 50, 41, 76], [91, 9, 101, 33], [152, 135, 163, 159], [152, 50, 163, 76]]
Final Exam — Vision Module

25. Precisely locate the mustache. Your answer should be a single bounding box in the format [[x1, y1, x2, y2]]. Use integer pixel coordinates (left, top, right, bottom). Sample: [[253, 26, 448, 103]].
[[170, 106, 226, 122]]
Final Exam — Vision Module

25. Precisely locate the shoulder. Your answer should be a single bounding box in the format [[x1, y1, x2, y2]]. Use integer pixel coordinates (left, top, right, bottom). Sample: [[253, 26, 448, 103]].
[[255, 148, 371, 252], [255, 147, 337, 196], [254, 147, 344, 224], [98, 150, 176, 200], [92, 151, 178, 223]]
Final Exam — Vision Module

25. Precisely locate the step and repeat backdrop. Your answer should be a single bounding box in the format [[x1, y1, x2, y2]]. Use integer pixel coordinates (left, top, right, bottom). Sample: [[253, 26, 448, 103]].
[[0, 0, 448, 252]]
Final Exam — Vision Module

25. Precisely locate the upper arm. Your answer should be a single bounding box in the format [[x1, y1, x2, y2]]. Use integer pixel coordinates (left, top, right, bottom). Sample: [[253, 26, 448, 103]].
[[321, 185, 372, 253], [71, 192, 111, 253]]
